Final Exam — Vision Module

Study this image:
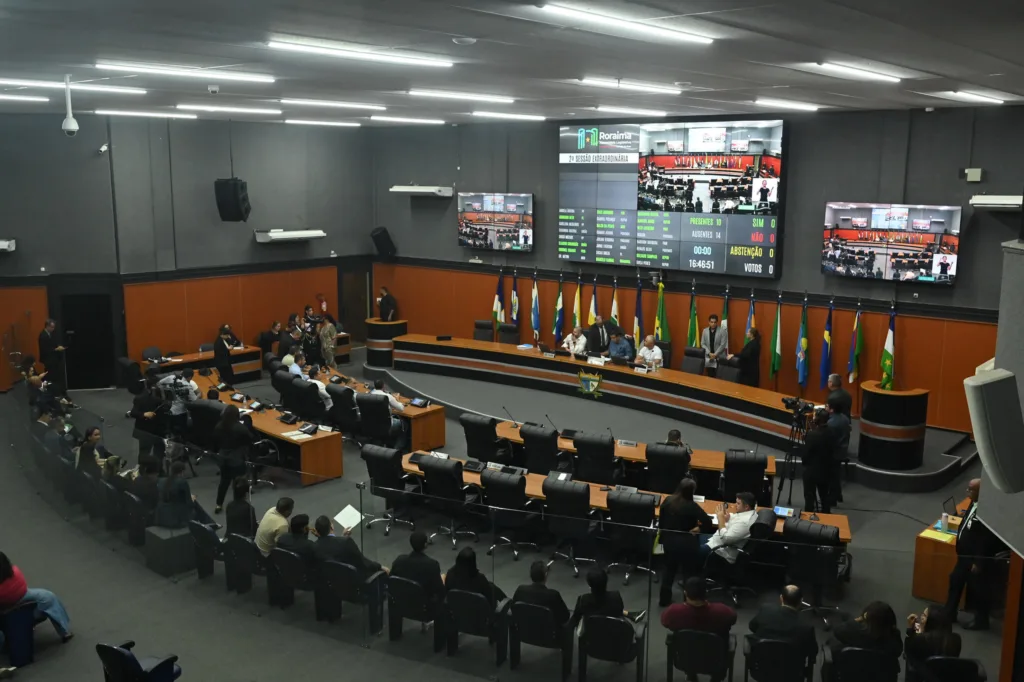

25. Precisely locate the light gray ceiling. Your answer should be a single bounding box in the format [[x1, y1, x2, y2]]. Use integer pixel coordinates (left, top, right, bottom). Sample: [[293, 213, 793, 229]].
[[0, 0, 1020, 123]]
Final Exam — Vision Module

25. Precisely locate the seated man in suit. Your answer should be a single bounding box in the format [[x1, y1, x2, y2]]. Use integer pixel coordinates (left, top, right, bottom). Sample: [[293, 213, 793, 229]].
[[390, 531, 444, 605], [661, 576, 737, 637], [512, 560, 570, 627], [275, 513, 317, 567], [749, 585, 817, 659], [606, 329, 632, 360], [313, 515, 385, 579], [587, 315, 611, 355]]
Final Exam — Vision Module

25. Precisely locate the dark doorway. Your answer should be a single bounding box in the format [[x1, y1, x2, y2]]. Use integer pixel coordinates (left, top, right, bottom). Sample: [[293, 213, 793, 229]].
[[341, 264, 371, 342], [60, 294, 116, 389]]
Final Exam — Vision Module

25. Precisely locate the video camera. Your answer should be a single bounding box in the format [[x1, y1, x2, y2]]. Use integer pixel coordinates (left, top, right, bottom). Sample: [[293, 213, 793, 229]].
[[781, 396, 814, 416]]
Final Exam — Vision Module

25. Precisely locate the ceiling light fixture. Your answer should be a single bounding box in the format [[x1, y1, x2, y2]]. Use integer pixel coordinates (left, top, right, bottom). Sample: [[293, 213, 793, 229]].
[[267, 40, 453, 68], [285, 119, 362, 127], [95, 110, 197, 119], [280, 98, 386, 110], [818, 62, 900, 82], [0, 94, 48, 102], [0, 78, 146, 94], [578, 78, 681, 95], [95, 62, 275, 83], [472, 111, 545, 121], [409, 89, 515, 103], [177, 104, 281, 114], [755, 97, 820, 111], [371, 115, 446, 124], [541, 4, 713, 44], [597, 105, 667, 116], [949, 91, 1004, 104]]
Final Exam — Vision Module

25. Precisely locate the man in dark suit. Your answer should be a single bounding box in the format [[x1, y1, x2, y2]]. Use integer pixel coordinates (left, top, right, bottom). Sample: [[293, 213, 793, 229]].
[[512, 560, 570, 626], [38, 318, 66, 395], [378, 286, 398, 322], [390, 530, 444, 604], [587, 315, 612, 355], [313, 515, 384, 579], [749, 585, 817, 658], [826, 397, 851, 504], [826, 374, 852, 417], [945, 479, 997, 630], [276, 514, 317, 568], [131, 464, 161, 514], [213, 325, 237, 385]]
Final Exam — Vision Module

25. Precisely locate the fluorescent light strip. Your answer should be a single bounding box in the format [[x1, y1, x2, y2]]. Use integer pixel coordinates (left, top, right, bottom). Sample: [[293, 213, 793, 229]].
[[472, 111, 545, 121], [578, 78, 681, 95], [542, 4, 712, 44], [177, 104, 281, 114], [95, 110, 197, 119], [818, 62, 900, 83], [285, 119, 361, 127], [95, 63, 275, 83], [409, 89, 515, 104], [371, 115, 445, 125], [0, 94, 48, 102], [950, 91, 1004, 104], [267, 40, 453, 68], [755, 97, 820, 111], [280, 98, 385, 111], [597, 105, 667, 116], [0, 78, 145, 94]]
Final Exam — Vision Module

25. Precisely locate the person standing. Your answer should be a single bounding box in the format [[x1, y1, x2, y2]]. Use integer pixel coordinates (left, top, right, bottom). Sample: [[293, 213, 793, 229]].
[[319, 317, 338, 369], [700, 314, 728, 378], [213, 404, 253, 514], [38, 318, 66, 396], [588, 315, 611, 355], [378, 286, 398, 322], [213, 324, 237, 385], [658, 479, 714, 606], [801, 409, 835, 514], [728, 328, 761, 387], [945, 479, 996, 630], [826, 397, 851, 504], [826, 374, 852, 418]]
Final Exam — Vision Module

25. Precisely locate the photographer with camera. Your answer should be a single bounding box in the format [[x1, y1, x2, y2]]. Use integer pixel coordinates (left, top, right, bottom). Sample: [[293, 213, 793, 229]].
[[801, 409, 835, 514], [826, 396, 852, 504]]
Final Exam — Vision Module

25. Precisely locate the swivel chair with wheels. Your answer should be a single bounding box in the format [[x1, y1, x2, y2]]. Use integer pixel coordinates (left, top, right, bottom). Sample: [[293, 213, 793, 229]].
[[315, 560, 387, 634], [782, 517, 842, 624], [509, 602, 574, 680], [481, 468, 539, 559], [444, 589, 511, 664], [705, 507, 776, 607], [721, 450, 768, 504], [459, 413, 506, 464], [578, 615, 647, 682], [605, 489, 659, 585], [326, 384, 361, 443], [542, 478, 598, 576], [355, 393, 398, 448], [497, 323, 519, 345], [362, 444, 418, 535], [419, 455, 480, 548]]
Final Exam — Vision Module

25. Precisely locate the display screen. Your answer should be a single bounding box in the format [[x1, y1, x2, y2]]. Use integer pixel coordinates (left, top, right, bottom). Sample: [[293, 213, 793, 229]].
[[557, 119, 784, 278], [458, 193, 534, 252], [821, 202, 963, 284]]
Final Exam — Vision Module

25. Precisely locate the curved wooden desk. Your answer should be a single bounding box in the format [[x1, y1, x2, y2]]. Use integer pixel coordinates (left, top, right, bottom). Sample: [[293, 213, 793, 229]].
[[366, 318, 407, 367], [392, 334, 796, 449], [146, 345, 262, 383], [859, 380, 929, 470]]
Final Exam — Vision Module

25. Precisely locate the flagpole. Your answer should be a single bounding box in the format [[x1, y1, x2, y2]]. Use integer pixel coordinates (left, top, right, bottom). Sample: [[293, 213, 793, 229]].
[[772, 291, 782, 392]]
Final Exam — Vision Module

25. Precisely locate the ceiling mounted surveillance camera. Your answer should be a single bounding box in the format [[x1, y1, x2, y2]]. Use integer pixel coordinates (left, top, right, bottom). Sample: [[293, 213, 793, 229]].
[[62, 74, 78, 137]]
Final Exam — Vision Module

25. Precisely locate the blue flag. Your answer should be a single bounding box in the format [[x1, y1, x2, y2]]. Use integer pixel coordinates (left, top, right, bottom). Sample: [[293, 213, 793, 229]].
[[530, 272, 540, 341], [819, 304, 833, 389], [796, 302, 809, 387]]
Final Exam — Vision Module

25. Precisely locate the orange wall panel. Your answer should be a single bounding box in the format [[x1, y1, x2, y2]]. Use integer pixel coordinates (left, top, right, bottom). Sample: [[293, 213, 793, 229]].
[[183, 276, 242, 353], [936, 319, 997, 433], [124, 281, 188, 360], [0, 286, 49, 391]]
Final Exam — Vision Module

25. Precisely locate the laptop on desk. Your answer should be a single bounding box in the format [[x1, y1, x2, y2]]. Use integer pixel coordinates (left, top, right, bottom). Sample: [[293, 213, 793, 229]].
[[610, 356, 628, 366]]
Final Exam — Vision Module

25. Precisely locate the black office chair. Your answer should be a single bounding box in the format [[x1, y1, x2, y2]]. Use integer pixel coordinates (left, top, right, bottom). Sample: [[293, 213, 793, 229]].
[[95, 641, 182, 682], [187, 520, 225, 581], [224, 533, 266, 595], [355, 392, 397, 448], [681, 347, 705, 374], [920, 656, 987, 682], [79, 471, 103, 519], [573, 431, 619, 484], [654, 340, 672, 367], [721, 450, 768, 504], [579, 615, 647, 682], [644, 443, 692, 494], [271, 369, 297, 410], [445, 589, 511, 664], [315, 560, 387, 633], [291, 377, 326, 422], [823, 646, 898, 682], [473, 320, 494, 341], [509, 601, 574, 680], [198, 342, 214, 353], [743, 636, 814, 682], [326, 384, 361, 442], [666, 629, 736, 682], [783, 517, 842, 623], [419, 455, 480, 548], [117, 357, 145, 394], [605, 489, 659, 585], [123, 491, 149, 546], [706, 507, 777, 607], [460, 413, 506, 464], [267, 357, 283, 375], [520, 424, 564, 475], [716, 358, 742, 383], [142, 346, 162, 361], [184, 399, 227, 454], [387, 575, 446, 650], [263, 350, 278, 370], [362, 444, 418, 535], [542, 477, 598, 576], [497, 323, 519, 345], [481, 468, 539, 559], [269, 548, 314, 610]]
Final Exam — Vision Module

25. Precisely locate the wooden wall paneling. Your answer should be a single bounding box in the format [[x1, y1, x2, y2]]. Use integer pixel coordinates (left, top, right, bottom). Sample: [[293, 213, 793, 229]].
[[183, 276, 243, 354], [801, 304, 830, 405], [829, 308, 856, 413], [776, 303, 804, 398], [238, 272, 296, 345], [936, 319, 998, 432], [896, 315, 947, 425], [759, 299, 782, 394], [0, 286, 49, 391], [124, 281, 188, 360]]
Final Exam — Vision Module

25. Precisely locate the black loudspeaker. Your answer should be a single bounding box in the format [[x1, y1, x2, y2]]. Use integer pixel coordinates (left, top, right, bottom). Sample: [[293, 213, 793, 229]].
[[371, 226, 397, 258], [214, 178, 251, 222]]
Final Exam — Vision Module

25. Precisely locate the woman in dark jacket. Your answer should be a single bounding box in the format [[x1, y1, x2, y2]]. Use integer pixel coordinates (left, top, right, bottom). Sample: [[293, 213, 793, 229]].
[[904, 605, 961, 681], [658, 478, 714, 606], [828, 601, 903, 675], [444, 547, 506, 607], [224, 476, 258, 538], [76, 426, 107, 475], [728, 327, 761, 387], [213, 404, 253, 513], [155, 462, 215, 529], [571, 567, 626, 630]]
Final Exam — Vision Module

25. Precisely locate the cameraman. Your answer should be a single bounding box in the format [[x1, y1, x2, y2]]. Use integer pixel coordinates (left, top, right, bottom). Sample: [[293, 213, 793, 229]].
[[826, 396, 852, 504], [157, 368, 200, 438], [801, 409, 834, 513]]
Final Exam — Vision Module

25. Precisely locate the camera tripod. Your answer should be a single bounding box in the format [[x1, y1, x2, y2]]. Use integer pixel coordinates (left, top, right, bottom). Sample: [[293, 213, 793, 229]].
[[775, 411, 808, 507]]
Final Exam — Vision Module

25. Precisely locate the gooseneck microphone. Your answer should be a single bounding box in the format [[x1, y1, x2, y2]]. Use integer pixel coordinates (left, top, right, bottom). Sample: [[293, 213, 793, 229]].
[[502, 406, 520, 428], [545, 414, 559, 432]]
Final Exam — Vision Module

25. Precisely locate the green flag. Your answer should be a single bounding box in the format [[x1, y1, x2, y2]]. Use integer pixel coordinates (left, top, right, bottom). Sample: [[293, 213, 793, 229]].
[[654, 282, 671, 342], [769, 298, 782, 377], [880, 311, 896, 389], [686, 291, 699, 348]]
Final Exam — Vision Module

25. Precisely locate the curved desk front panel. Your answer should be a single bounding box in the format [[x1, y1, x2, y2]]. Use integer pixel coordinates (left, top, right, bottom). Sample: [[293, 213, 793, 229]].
[[859, 380, 929, 470], [365, 318, 407, 367], [393, 335, 795, 449]]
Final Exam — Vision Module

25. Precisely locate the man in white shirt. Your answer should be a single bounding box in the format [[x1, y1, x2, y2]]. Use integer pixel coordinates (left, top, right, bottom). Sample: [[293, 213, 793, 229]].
[[635, 335, 663, 368], [288, 352, 307, 379], [561, 326, 588, 355], [371, 378, 406, 450], [306, 365, 333, 411], [702, 492, 758, 565], [371, 378, 404, 413]]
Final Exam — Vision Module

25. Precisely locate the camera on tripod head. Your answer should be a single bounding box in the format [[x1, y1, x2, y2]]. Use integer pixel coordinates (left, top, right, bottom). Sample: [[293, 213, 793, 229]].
[[781, 396, 814, 415]]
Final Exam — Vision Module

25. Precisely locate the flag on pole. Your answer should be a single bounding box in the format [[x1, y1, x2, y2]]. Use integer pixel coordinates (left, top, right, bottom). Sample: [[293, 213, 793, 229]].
[[492, 271, 505, 325], [609, 278, 620, 327], [510, 271, 520, 326], [745, 295, 756, 337], [880, 310, 896, 390], [769, 295, 782, 377], [720, 292, 729, 355], [572, 274, 582, 328], [686, 289, 699, 348], [819, 304, 833, 389], [796, 300, 809, 387], [530, 272, 540, 341], [552, 276, 564, 340], [847, 309, 863, 384], [654, 282, 671, 342], [588, 277, 598, 326], [632, 279, 643, 341]]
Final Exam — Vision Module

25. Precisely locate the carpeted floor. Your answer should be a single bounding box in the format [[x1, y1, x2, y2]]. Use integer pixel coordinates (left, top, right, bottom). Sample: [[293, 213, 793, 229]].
[[0, 348, 1004, 680]]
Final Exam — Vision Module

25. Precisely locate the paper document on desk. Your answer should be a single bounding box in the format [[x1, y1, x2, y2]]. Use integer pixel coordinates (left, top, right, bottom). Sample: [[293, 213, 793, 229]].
[[239, 409, 253, 416], [281, 430, 303, 437], [168, 358, 183, 363], [318, 425, 333, 433], [921, 529, 956, 543], [289, 433, 312, 441], [693, 495, 705, 503], [334, 504, 363, 531]]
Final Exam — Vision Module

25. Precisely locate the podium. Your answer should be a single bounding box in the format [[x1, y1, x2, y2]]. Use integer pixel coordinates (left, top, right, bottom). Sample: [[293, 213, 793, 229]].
[[366, 318, 407, 367], [858, 380, 929, 470]]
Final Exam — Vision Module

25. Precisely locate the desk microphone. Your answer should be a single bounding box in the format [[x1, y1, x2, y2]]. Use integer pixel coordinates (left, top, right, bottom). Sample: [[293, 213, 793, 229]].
[[502, 406, 520, 428], [545, 414, 559, 432], [607, 426, 615, 443]]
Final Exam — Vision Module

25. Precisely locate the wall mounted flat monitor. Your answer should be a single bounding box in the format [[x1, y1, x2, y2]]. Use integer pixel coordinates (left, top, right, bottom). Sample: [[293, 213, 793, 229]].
[[821, 202, 963, 284], [556, 118, 785, 278], [458, 192, 534, 252]]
